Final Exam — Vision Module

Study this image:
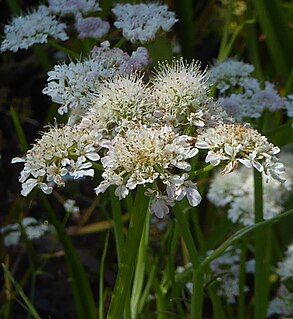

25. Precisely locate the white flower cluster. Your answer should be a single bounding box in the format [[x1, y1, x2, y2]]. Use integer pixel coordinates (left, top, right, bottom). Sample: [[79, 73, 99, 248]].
[[75, 15, 110, 39], [81, 73, 152, 134], [152, 59, 211, 128], [208, 59, 288, 121], [95, 124, 200, 218], [0, 217, 51, 246], [268, 285, 293, 318], [112, 3, 177, 43], [268, 244, 293, 318], [177, 248, 255, 304], [64, 199, 80, 215], [207, 159, 292, 225], [13, 58, 287, 219], [48, 0, 101, 16], [277, 244, 293, 282], [43, 42, 150, 118], [0, 5, 68, 53], [12, 124, 102, 196], [196, 123, 285, 181], [208, 59, 255, 94], [208, 248, 255, 304]]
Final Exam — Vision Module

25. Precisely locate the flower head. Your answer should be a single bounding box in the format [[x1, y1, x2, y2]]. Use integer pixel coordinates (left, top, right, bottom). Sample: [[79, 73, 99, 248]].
[[196, 123, 285, 181], [75, 16, 110, 39], [152, 59, 211, 128], [0, 5, 68, 53], [81, 73, 153, 134], [208, 59, 255, 94], [48, 0, 101, 16], [0, 217, 51, 246], [12, 124, 102, 196], [43, 42, 150, 118], [112, 3, 177, 43], [95, 124, 200, 217]]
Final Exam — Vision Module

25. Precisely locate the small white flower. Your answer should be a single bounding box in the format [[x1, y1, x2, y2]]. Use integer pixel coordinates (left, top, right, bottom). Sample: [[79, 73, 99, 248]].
[[112, 3, 177, 43], [1, 5, 68, 53], [152, 59, 211, 129], [196, 123, 285, 181], [48, 0, 101, 16], [12, 124, 102, 196], [95, 124, 200, 216], [75, 16, 110, 39]]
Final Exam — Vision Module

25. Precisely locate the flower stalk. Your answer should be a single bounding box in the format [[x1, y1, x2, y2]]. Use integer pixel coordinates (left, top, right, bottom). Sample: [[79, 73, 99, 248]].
[[106, 186, 150, 319]]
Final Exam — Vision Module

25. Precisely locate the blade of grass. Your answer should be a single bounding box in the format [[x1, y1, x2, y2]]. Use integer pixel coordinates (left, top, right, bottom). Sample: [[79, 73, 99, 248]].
[[99, 232, 109, 319], [199, 209, 293, 272], [40, 193, 97, 319], [131, 212, 150, 318], [10, 107, 29, 153], [2, 264, 41, 319], [253, 0, 293, 80]]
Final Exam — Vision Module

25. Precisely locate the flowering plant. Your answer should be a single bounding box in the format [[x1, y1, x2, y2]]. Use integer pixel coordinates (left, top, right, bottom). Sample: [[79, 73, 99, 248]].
[[1, 1, 292, 319]]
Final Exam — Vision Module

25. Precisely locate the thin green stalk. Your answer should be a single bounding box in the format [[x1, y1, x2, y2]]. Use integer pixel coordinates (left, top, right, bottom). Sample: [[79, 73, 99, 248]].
[[173, 203, 203, 319], [191, 268, 204, 319], [253, 170, 268, 319], [99, 232, 109, 319], [246, 0, 263, 80], [218, 0, 233, 62], [110, 188, 125, 263], [237, 239, 247, 319], [138, 262, 157, 314], [106, 186, 150, 319], [253, 0, 293, 79], [153, 277, 168, 319], [47, 40, 80, 59], [131, 213, 150, 318], [10, 107, 29, 153], [199, 209, 293, 272], [2, 265, 41, 319]]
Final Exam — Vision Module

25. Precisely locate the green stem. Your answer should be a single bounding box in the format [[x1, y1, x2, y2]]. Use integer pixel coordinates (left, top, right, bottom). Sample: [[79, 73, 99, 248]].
[[131, 213, 150, 318], [110, 187, 125, 263], [173, 203, 203, 319], [218, 0, 233, 62], [47, 40, 80, 59], [191, 268, 204, 319], [99, 232, 109, 319], [253, 170, 268, 319], [106, 186, 150, 319], [237, 239, 247, 319]]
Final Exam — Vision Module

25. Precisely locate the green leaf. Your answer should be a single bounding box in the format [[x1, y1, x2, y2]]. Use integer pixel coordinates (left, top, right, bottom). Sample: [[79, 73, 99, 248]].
[[2, 264, 41, 319]]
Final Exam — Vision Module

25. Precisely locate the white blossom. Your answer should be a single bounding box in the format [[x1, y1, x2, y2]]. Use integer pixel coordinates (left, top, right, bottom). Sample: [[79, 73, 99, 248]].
[[95, 124, 200, 218], [0, 5, 68, 53], [152, 59, 211, 128], [43, 42, 150, 118], [48, 0, 101, 16], [81, 73, 153, 134], [0, 217, 51, 246], [112, 3, 177, 43], [12, 124, 102, 196], [277, 244, 293, 282], [64, 199, 80, 214], [196, 123, 285, 181], [208, 59, 255, 94], [75, 15, 110, 39], [208, 155, 292, 225]]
